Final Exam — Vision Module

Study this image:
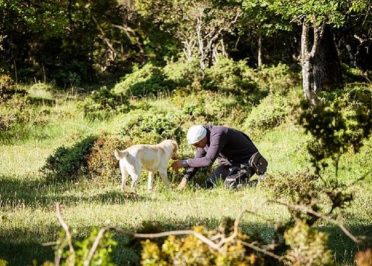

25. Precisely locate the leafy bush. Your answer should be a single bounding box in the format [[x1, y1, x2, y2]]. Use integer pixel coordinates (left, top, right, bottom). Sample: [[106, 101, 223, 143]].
[[27, 82, 56, 106], [113, 63, 175, 97], [163, 59, 201, 88], [242, 92, 292, 135], [298, 87, 372, 175], [120, 113, 184, 144], [284, 221, 333, 266], [43, 229, 117, 266], [141, 223, 264, 266], [203, 57, 258, 95], [80, 86, 129, 120], [264, 172, 353, 225], [172, 90, 246, 126], [41, 136, 97, 181], [86, 134, 126, 180], [257, 64, 299, 94], [0, 74, 27, 102]]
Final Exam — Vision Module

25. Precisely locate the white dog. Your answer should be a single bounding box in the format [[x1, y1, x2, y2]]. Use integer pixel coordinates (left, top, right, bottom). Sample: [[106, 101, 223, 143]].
[[114, 139, 178, 191]]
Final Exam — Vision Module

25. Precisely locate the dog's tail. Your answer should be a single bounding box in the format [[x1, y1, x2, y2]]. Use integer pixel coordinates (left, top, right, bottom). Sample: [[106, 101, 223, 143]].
[[114, 149, 128, 160]]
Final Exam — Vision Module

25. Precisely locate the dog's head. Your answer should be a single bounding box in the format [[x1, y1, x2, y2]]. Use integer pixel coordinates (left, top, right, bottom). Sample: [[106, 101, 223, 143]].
[[161, 139, 178, 160], [170, 140, 178, 160]]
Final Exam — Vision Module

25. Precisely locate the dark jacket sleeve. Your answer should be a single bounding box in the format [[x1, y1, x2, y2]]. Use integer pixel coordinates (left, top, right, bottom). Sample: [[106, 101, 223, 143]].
[[184, 148, 206, 180], [186, 129, 226, 168]]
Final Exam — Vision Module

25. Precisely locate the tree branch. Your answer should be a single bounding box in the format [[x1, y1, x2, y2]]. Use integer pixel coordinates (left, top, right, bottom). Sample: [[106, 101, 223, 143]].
[[269, 200, 362, 244], [55, 203, 75, 265]]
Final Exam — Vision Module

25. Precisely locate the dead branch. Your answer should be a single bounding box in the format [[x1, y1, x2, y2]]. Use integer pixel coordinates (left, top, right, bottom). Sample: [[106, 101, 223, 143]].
[[84, 227, 111, 266], [269, 200, 362, 244], [55, 203, 75, 265], [134, 230, 221, 250], [240, 240, 282, 261]]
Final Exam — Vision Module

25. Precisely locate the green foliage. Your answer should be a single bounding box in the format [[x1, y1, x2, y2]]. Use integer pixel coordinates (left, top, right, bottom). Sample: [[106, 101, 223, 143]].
[[141, 224, 262, 265], [163, 59, 201, 88], [175, 91, 242, 125], [86, 134, 125, 180], [75, 229, 117, 266], [243, 92, 292, 135], [120, 112, 184, 144], [203, 57, 258, 95], [80, 86, 130, 120], [256, 64, 299, 94], [284, 221, 334, 266], [27, 82, 56, 106], [265, 171, 354, 228], [298, 87, 372, 175], [113, 63, 175, 97], [44, 229, 117, 266], [0, 259, 8, 266], [41, 136, 97, 181], [0, 74, 27, 102]]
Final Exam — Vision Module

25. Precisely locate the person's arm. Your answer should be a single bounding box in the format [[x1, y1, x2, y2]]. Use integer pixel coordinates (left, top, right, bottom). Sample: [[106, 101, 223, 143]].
[[175, 148, 205, 190]]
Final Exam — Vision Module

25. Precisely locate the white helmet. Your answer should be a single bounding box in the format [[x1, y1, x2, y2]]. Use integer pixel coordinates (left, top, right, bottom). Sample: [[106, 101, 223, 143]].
[[187, 125, 207, 144]]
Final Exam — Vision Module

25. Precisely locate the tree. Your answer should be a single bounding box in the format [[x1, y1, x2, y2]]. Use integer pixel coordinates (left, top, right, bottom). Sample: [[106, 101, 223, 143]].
[[241, 0, 291, 67], [135, 0, 242, 73], [271, 0, 370, 104]]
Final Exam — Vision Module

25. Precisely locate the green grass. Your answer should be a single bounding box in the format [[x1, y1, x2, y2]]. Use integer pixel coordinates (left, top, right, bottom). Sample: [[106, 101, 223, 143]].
[[0, 88, 371, 265]]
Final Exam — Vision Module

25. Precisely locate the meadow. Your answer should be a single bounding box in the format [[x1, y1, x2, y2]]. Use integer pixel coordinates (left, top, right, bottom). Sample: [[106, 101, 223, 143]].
[[0, 65, 371, 265]]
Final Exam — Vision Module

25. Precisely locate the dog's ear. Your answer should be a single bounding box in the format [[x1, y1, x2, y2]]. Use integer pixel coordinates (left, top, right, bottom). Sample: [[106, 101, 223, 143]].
[[171, 140, 178, 152]]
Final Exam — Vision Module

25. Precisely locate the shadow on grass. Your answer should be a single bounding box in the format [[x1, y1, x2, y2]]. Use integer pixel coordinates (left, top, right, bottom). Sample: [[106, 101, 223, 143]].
[[0, 213, 370, 266], [0, 174, 147, 207]]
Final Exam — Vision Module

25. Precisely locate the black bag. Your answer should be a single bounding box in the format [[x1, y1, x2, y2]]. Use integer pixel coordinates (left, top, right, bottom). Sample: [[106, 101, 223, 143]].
[[248, 152, 268, 175]]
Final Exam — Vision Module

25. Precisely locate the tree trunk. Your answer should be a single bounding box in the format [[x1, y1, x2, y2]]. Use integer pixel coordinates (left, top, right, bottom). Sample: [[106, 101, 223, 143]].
[[257, 33, 262, 68], [301, 21, 343, 105], [301, 22, 317, 104], [313, 25, 343, 92]]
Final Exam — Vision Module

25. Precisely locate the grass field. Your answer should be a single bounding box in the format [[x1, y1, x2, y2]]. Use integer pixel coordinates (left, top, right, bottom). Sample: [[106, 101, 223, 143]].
[[0, 88, 371, 265]]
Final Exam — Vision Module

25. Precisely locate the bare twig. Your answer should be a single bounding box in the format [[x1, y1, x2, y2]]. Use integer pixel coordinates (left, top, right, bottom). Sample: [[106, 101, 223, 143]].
[[134, 230, 221, 250], [269, 200, 362, 244], [84, 227, 111, 266], [55, 203, 75, 265], [240, 240, 282, 261]]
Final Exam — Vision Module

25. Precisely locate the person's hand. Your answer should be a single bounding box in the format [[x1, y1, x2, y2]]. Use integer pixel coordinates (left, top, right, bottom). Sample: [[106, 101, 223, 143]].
[[177, 177, 188, 190], [171, 160, 183, 171]]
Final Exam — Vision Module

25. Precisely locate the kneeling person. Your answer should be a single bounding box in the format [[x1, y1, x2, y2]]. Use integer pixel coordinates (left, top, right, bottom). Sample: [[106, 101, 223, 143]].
[[172, 125, 267, 189]]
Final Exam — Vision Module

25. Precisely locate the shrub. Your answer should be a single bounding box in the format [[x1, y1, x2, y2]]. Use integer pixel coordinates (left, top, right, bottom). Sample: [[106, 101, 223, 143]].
[[284, 221, 333, 266], [86, 134, 126, 180], [298, 87, 372, 175], [0, 74, 27, 102], [163, 59, 201, 88], [256, 64, 299, 94], [141, 223, 264, 266], [41, 135, 97, 181], [203, 57, 258, 95], [80, 86, 129, 120], [120, 113, 184, 144], [43, 228, 117, 266], [113, 63, 174, 97], [242, 92, 292, 135]]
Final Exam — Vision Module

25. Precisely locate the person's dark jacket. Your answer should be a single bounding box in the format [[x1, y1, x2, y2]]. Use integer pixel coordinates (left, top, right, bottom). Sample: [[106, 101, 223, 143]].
[[185, 125, 258, 180]]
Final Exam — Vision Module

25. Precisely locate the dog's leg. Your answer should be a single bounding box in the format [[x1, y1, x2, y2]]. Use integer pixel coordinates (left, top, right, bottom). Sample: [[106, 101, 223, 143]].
[[159, 169, 171, 188], [120, 164, 129, 191], [147, 172, 154, 191], [130, 175, 140, 191]]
